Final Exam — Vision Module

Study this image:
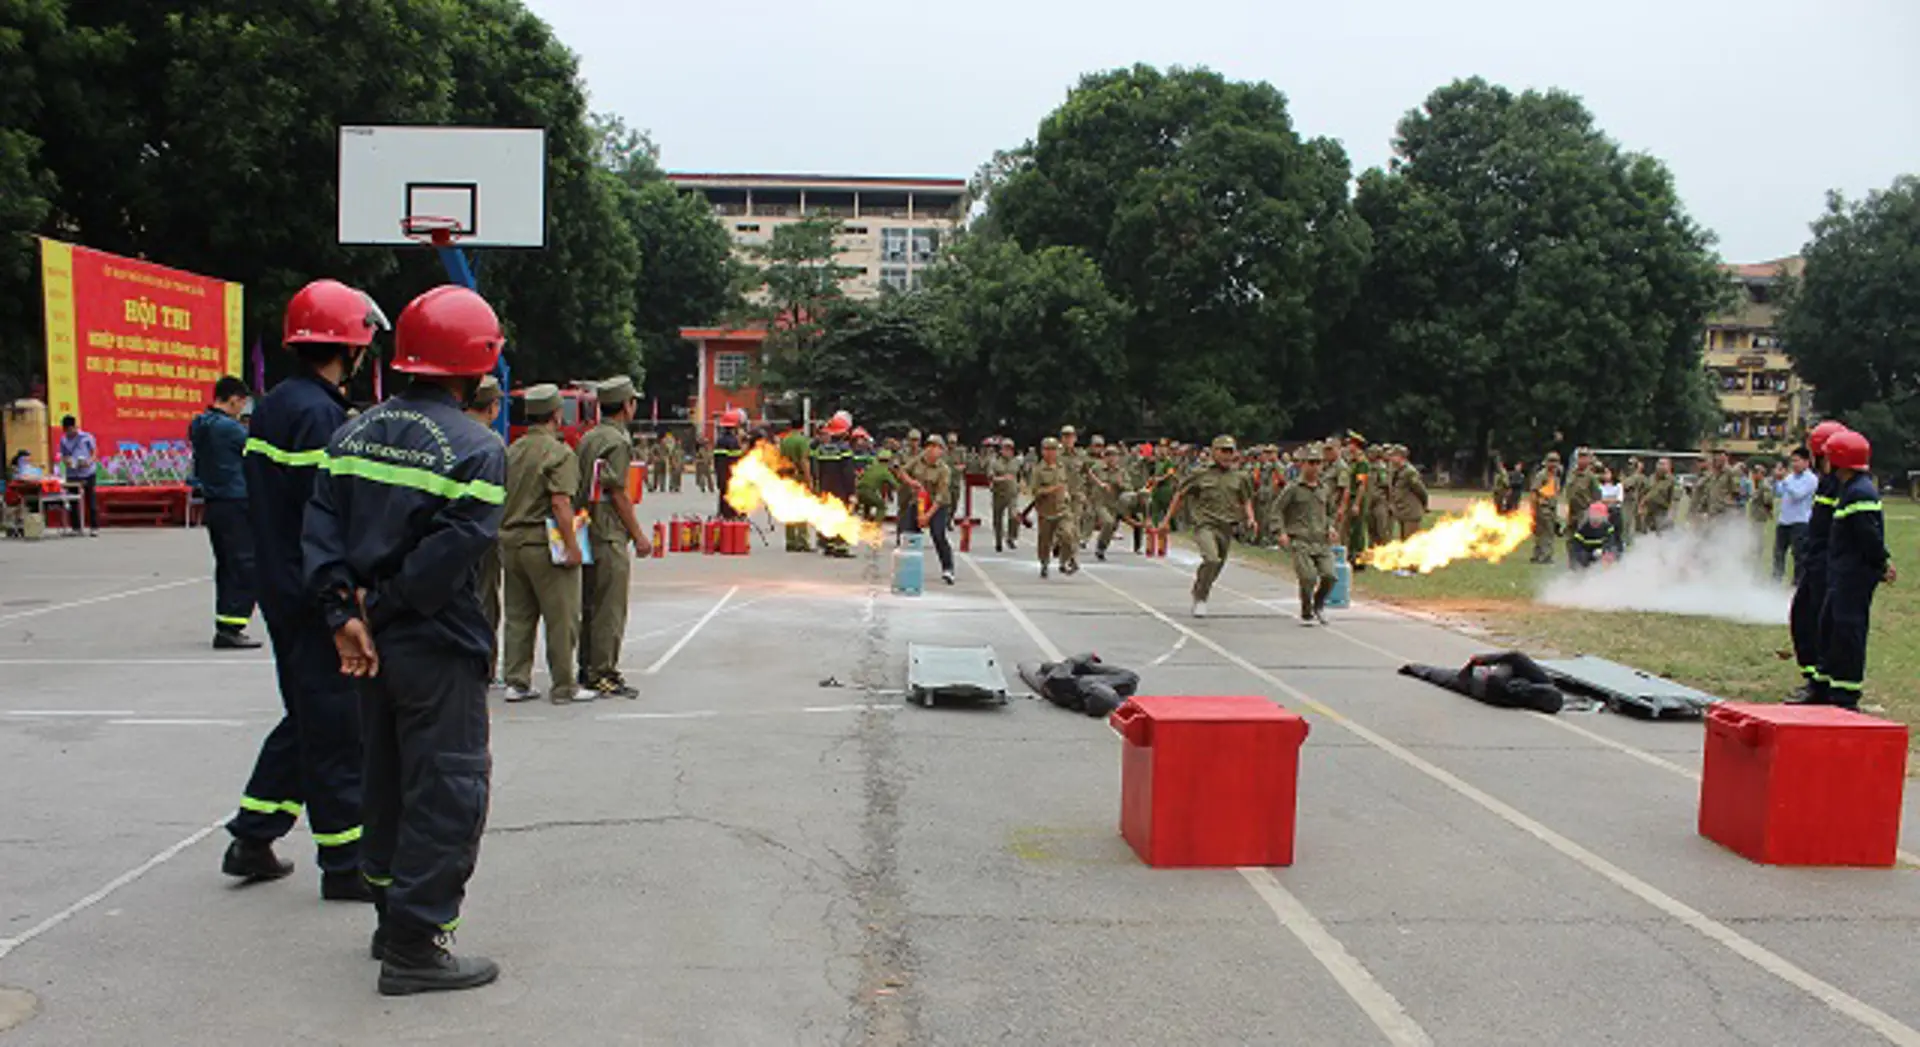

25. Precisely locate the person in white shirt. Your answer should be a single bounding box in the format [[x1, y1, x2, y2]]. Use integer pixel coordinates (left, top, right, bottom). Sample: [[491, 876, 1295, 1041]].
[[1771, 447, 1817, 583]]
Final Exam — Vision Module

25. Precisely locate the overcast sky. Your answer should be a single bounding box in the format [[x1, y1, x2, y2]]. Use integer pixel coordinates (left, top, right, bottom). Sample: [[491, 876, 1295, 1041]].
[[524, 0, 1917, 262]]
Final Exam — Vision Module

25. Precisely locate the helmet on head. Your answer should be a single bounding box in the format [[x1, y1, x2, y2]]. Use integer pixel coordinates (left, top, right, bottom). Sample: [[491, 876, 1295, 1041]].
[[850, 426, 870, 441], [824, 411, 852, 436], [719, 408, 746, 428], [284, 279, 385, 348], [1587, 502, 1610, 524], [1825, 430, 1871, 471], [1808, 420, 1847, 456], [390, 286, 503, 377]]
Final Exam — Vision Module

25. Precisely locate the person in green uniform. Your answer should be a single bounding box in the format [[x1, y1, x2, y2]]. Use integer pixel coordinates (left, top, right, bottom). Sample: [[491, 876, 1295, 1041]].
[[894, 429, 922, 538], [1367, 444, 1393, 555], [1529, 452, 1563, 564], [641, 434, 663, 493], [1090, 443, 1128, 560], [575, 377, 652, 699], [1561, 448, 1601, 566], [693, 435, 715, 494], [1639, 457, 1678, 534], [1320, 441, 1351, 546], [660, 431, 683, 493], [1620, 457, 1649, 546], [1160, 435, 1255, 619], [988, 437, 1024, 552], [1273, 445, 1337, 624], [1387, 444, 1429, 542], [498, 385, 584, 705], [1746, 460, 1776, 547], [776, 425, 813, 551], [856, 448, 896, 521], [1146, 445, 1179, 536], [1705, 450, 1740, 520], [1342, 434, 1372, 562], [464, 375, 506, 681], [1492, 459, 1512, 511], [1024, 437, 1073, 578], [1686, 457, 1714, 524], [1058, 426, 1088, 548]]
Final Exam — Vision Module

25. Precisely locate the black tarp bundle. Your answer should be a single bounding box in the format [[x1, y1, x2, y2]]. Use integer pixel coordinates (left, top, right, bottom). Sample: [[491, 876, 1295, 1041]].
[[1019, 654, 1141, 718]]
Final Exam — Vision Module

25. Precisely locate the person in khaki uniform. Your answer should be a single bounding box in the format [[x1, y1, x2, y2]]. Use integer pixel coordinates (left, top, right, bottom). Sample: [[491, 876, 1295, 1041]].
[[987, 437, 1024, 552], [1529, 452, 1563, 564], [661, 432, 684, 493], [1620, 457, 1648, 546], [499, 385, 585, 705], [575, 376, 652, 699], [1024, 437, 1074, 577], [1058, 426, 1089, 548], [1639, 456, 1678, 534], [693, 436, 715, 494], [1386, 444, 1429, 541], [464, 376, 506, 680], [1366, 444, 1393, 556], [899, 435, 956, 584], [1090, 443, 1129, 560], [1273, 445, 1337, 624], [1161, 435, 1255, 619]]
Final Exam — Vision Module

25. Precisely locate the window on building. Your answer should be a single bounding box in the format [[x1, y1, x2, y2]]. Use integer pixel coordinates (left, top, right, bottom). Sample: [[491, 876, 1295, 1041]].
[[1754, 333, 1780, 349], [714, 351, 751, 387], [880, 228, 908, 262], [1719, 372, 1746, 391], [735, 223, 761, 233], [1718, 417, 1742, 438], [880, 266, 910, 291], [910, 227, 941, 264], [843, 225, 869, 235]]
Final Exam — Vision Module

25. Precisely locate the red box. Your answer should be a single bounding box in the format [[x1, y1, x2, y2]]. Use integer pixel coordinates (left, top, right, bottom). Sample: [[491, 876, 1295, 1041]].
[[1110, 695, 1309, 868], [1699, 702, 1908, 866]]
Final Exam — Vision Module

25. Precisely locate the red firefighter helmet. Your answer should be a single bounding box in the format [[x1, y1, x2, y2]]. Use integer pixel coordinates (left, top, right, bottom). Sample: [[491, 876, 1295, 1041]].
[[389, 286, 504, 377], [1808, 420, 1847, 456], [719, 408, 746, 428], [1136, 443, 1153, 459], [1825, 430, 1871, 471], [824, 410, 852, 436], [850, 426, 870, 441], [284, 279, 385, 348]]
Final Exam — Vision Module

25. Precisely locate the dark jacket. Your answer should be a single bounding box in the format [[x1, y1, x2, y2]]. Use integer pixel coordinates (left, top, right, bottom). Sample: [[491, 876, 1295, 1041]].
[[244, 372, 349, 614], [1828, 473, 1888, 581], [304, 385, 506, 662], [188, 407, 248, 501]]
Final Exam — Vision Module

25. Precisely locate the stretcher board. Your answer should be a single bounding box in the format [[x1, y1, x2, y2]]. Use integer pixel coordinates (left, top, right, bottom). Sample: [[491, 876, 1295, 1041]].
[[907, 643, 1009, 707], [1537, 655, 1716, 720]]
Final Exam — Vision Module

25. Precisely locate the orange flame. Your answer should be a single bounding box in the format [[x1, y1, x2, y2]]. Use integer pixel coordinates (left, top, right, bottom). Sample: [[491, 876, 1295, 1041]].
[[726, 443, 882, 546], [1361, 500, 1535, 574]]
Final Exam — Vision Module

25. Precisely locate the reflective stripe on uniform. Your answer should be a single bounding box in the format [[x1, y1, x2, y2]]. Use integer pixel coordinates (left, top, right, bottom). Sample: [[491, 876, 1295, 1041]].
[[1829, 678, 1864, 692], [1813, 495, 1838, 507], [238, 796, 302, 816], [215, 615, 251, 627], [1833, 500, 1883, 519], [362, 872, 394, 887], [322, 454, 506, 505], [439, 918, 461, 932], [243, 438, 327, 467], [312, 825, 363, 847]]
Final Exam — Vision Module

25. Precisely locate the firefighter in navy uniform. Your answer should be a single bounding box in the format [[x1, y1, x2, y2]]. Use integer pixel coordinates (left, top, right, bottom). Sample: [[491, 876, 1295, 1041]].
[[1787, 421, 1848, 702], [713, 408, 746, 518], [816, 410, 857, 557], [1806, 430, 1895, 709], [223, 279, 384, 900], [304, 285, 508, 995]]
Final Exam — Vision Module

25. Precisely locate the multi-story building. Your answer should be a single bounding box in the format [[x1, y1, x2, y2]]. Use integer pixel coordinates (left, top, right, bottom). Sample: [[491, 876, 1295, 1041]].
[[667, 172, 966, 298], [1704, 256, 1811, 454]]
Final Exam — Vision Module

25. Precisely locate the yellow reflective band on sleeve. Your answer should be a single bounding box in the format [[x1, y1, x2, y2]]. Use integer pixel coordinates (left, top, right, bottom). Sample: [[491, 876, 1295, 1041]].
[[215, 615, 251, 627], [1833, 500, 1883, 519], [1813, 495, 1838, 507], [243, 438, 328, 468], [322, 454, 506, 505], [362, 872, 394, 887], [312, 826, 363, 847], [238, 796, 303, 816]]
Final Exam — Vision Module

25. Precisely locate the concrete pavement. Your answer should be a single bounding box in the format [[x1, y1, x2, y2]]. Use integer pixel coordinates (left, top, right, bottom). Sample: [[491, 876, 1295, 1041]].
[[1, 486, 1916, 1046]]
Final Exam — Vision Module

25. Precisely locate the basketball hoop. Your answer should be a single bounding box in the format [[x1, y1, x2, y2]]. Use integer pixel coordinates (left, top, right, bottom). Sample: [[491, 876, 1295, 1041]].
[[400, 215, 465, 248]]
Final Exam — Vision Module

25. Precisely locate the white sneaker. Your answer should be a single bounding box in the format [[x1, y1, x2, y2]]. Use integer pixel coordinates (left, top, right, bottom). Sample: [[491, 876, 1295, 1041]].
[[1192, 600, 1208, 619]]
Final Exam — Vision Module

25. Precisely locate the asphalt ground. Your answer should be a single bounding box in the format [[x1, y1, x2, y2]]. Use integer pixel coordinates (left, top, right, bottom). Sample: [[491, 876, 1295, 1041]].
[[1, 485, 1917, 1046]]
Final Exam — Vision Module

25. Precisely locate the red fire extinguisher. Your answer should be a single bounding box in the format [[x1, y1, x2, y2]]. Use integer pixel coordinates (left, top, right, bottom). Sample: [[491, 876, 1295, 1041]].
[[704, 517, 720, 555], [652, 521, 666, 558]]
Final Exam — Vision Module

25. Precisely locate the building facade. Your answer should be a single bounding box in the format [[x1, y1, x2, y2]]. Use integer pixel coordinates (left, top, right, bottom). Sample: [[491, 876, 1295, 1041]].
[[1704, 257, 1811, 454], [680, 326, 768, 441], [667, 173, 966, 298]]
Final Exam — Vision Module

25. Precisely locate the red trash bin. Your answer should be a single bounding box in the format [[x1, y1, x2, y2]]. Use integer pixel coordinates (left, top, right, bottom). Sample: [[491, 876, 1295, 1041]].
[[1109, 695, 1309, 868], [1699, 702, 1908, 867]]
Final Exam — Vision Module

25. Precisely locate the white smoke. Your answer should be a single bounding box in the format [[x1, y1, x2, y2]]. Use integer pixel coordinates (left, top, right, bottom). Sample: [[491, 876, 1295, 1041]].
[[1536, 518, 1791, 624]]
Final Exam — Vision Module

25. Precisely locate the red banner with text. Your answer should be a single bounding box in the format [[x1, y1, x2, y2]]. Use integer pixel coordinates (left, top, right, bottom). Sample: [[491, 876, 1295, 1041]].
[[41, 238, 244, 458]]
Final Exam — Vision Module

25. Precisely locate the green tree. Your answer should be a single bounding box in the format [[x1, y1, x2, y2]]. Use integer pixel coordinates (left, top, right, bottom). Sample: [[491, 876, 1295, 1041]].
[[1343, 78, 1725, 464], [1779, 175, 1920, 478], [991, 64, 1369, 440], [0, 0, 65, 398], [922, 235, 1130, 440], [747, 214, 861, 397], [795, 294, 950, 435]]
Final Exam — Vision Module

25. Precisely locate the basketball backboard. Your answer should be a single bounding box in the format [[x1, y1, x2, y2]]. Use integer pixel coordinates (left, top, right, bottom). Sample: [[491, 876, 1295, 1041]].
[[337, 125, 547, 248]]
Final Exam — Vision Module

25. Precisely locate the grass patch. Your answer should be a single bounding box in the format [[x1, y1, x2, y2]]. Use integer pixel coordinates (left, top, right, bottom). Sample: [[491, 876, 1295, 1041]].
[[1236, 499, 1920, 746]]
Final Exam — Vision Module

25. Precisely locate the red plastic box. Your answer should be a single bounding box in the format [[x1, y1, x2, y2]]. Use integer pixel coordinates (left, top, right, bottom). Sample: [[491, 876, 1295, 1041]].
[[1109, 695, 1310, 868], [1699, 702, 1909, 866]]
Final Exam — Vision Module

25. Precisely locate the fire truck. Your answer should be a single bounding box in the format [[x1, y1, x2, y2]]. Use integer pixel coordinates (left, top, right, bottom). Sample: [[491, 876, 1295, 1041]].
[[506, 382, 602, 447]]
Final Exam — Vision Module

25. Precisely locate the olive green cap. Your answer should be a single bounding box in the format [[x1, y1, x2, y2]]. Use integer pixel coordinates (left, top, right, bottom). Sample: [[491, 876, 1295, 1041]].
[[907, 428, 921, 441], [469, 374, 502, 408], [877, 449, 894, 461], [1211, 435, 1236, 451], [598, 375, 636, 407], [1041, 436, 1061, 449], [926, 434, 946, 447], [1090, 434, 1106, 447], [522, 383, 562, 414], [1545, 451, 1562, 463], [1060, 425, 1077, 436]]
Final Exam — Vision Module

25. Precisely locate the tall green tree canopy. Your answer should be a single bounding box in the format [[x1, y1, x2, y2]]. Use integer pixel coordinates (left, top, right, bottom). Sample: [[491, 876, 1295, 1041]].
[[991, 64, 1370, 441], [747, 214, 860, 398], [1343, 78, 1725, 462], [1779, 175, 1920, 477]]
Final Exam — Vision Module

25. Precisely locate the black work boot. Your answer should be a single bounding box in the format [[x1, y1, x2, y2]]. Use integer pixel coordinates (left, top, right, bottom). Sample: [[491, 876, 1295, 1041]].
[[213, 630, 263, 650], [369, 886, 390, 961], [378, 930, 500, 996], [222, 838, 293, 882], [322, 869, 376, 903]]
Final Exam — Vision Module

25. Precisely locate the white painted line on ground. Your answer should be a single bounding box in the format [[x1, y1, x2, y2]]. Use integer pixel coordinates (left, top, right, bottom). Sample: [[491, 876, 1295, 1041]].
[[0, 659, 272, 666], [803, 703, 901, 714], [966, 554, 1427, 1046], [598, 710, 721, 721], [621, 593, 769, 646], [108, 718, 248, 727], [640, 586, 739, 676], [594, 703, 898, 722], [4, 710, 134, 717], [1085, 568, 1920, 1047], [0, 577, 207, 625], [0, 817, 225, 964], [1239, 869, 1434, 1047], [960, 555, 1063, 661], [1147, 633, 1190, 667]]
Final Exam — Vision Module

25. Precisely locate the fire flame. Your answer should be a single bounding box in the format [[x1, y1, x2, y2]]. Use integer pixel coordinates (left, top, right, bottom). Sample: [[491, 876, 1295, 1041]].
[[726, 443, 882, 546], [1361, 500, 1535, 574]]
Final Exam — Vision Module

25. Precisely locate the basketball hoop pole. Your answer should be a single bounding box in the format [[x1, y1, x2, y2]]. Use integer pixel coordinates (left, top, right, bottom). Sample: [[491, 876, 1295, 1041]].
[[430, 236, 509, 441]]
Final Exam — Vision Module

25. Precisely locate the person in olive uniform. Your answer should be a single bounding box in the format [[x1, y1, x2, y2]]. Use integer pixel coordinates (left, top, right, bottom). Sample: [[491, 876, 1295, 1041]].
[[1342, 433, 1372, 560], [856, 448, 897, 521], [499, 385, 585, 705], [694, 436, 715, 493], [1638, 457, 1678, 534], [1161, 436, 1256, 618], [1025, 437, 1074, 577], [575, 377, 653, 699], [1367, 444, 1393, 555], [1561, 448, 1600, 565], [1620, 457, 1648, 546], [1273, 446, 1337, 624], [1090, 443, 1129, 560], [988, 437, 1024, 552], [900, 435, 956, 584], [1529, 452, 1563, 564], [660, 431, 683, 493], [465, 376, 506, 680], [1386, 444, 1429, 541]]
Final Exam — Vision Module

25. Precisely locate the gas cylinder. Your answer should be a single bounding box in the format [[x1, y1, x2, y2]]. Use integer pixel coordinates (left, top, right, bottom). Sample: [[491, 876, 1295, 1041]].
[[703, 517, 720, 555], [892, 531, 925, 596]]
